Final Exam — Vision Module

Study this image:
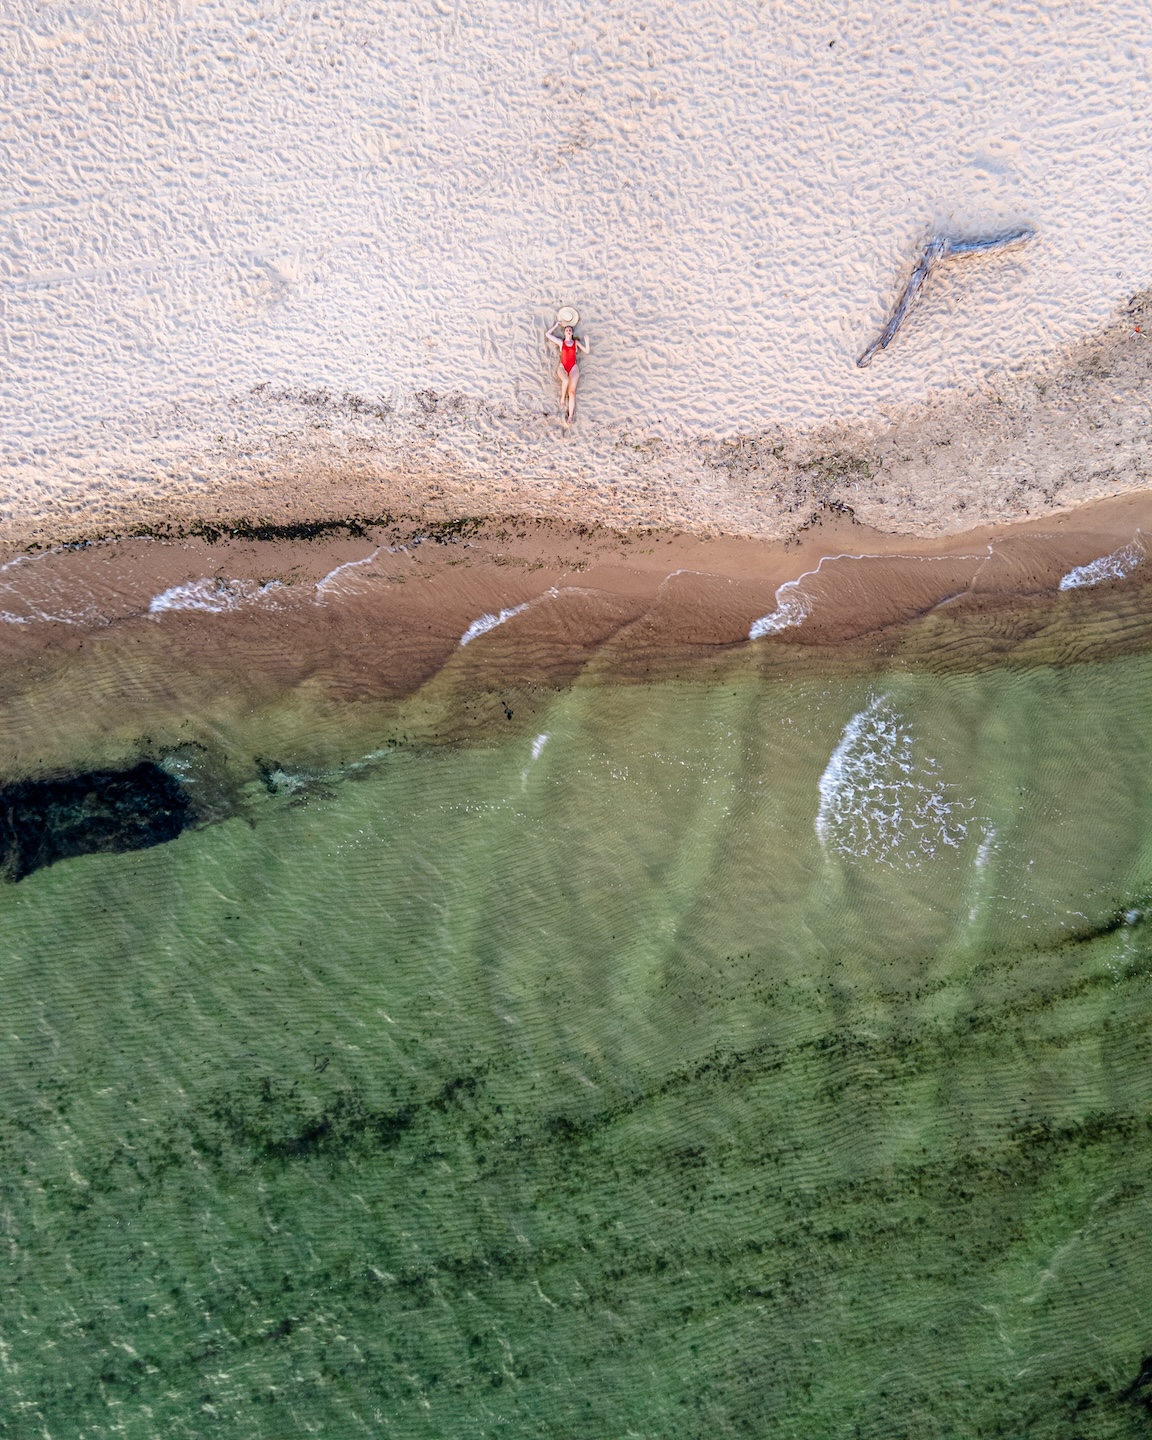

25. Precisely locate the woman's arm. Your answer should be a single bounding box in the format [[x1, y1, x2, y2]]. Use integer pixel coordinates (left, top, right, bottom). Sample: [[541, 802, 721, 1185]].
[[545, 324, 561, 347], [576, 334, 589, 353]]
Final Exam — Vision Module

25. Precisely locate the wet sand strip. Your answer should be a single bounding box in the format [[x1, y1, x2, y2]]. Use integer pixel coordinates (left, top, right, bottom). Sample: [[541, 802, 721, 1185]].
[[0, 493, 1151, 794]]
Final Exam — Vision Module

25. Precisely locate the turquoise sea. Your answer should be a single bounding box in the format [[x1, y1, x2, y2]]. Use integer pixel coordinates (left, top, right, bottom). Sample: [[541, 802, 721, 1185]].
[[3, 540, 1152, 1438]]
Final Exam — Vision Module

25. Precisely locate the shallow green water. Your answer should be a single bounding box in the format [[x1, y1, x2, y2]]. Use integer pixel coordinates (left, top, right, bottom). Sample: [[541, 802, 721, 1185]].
[[4, 651, 1152, 1438]]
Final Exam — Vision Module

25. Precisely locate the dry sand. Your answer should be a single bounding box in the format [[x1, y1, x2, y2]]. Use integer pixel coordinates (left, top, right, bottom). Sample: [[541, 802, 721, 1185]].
[[4, 1, 1152, 546]]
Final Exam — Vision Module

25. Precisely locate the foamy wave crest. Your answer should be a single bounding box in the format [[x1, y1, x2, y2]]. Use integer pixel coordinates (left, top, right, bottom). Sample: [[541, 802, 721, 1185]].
[[816, 696, 970, 866], [748, 552, 866, 640], [459, 603, 530, 646], [148, 578, 285, 616], [0, 552, 105, 625], [749, 580, 812, 638], [1059, 536, 1146, 590], [315, 549, 381, 599]]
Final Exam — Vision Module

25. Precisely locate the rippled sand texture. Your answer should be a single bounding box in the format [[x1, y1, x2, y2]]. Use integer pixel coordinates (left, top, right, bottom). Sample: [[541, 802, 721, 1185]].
[[4, 1, 1152, 532]]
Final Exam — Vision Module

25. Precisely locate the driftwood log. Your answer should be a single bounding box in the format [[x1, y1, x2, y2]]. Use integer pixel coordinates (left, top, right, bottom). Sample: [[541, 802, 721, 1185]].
[[857, 227, 1034, 368]]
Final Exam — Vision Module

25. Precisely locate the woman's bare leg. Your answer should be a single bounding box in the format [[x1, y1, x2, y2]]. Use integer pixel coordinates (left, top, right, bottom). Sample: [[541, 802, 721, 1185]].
[[564, 365, 579, 425]]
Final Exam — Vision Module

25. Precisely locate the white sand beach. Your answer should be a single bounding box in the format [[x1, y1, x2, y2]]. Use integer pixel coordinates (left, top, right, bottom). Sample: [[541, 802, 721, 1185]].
[[3, 0, 1152, 540]]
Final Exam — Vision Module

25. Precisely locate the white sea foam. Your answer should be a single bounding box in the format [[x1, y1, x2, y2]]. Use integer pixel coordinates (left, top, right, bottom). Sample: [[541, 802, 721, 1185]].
[[748, 552, 874, 640], [750, 548, 994, 641], [1058, 536, 1146, 590], [459, 603, 530, 647], [749, 558, 844, 640], [315, 549, 381, 599], [816, 696, 969, 866], [148, 578, 284, 616], [0, 554, 111, 625], [0, 606, 77, 625], [748, 582, 813, 638]]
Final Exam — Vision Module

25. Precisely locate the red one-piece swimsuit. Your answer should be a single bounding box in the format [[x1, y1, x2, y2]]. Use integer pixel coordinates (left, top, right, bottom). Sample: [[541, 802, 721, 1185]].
[[560, 340, 578, 373]]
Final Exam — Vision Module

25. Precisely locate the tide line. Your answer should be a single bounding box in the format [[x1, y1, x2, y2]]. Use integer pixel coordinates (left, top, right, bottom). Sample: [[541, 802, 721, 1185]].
[[748, 549, 991, 641]]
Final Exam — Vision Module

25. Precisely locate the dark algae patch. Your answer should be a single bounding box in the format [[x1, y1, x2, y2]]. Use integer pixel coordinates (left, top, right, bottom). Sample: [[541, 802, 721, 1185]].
[[5, 651, 1152, 1436], [204, 1076, 417, 1163], [0, 760, 192, 881]]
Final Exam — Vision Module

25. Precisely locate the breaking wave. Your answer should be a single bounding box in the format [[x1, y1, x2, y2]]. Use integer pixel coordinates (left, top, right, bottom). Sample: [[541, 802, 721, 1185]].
[[148, 578, 285, 616], [1059, 535, 1146, 590], [748, 579, 813, 638], [816, 695, 970, 866], [459, 603, 531, 646], [315, 549, 381, 599], [0, 552, 106, 626], [748, 552, 883, 640]]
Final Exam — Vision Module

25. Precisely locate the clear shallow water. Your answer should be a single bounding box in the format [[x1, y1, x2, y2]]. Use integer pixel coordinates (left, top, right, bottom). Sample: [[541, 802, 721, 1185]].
[[3, 650, 1152, 1438]]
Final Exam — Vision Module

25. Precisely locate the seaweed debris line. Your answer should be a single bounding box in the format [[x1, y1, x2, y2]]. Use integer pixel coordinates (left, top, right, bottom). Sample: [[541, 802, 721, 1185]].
[[857, 227, 1034, 368]]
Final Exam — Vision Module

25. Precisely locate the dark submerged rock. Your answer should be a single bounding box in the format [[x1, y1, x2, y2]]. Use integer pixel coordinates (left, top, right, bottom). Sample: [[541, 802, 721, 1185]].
[[0, 761, 192, 881]]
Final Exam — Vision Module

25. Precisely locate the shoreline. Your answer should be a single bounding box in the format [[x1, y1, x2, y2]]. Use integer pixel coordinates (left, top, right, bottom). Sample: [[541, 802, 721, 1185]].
[[5, 292, 1152, 555], [0, 488, 1151, 792]]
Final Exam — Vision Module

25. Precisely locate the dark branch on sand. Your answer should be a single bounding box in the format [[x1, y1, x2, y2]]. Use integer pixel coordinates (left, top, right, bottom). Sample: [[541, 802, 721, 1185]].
[[857, 227, 1034, 368]]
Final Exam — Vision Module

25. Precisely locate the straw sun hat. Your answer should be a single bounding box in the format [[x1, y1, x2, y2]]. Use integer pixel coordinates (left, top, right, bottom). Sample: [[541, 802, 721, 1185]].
[[555, 306, 580, 327]]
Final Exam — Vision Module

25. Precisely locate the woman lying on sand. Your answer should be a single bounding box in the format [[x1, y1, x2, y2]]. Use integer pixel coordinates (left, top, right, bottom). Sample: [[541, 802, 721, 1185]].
[[545, 320, 589, 427]]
